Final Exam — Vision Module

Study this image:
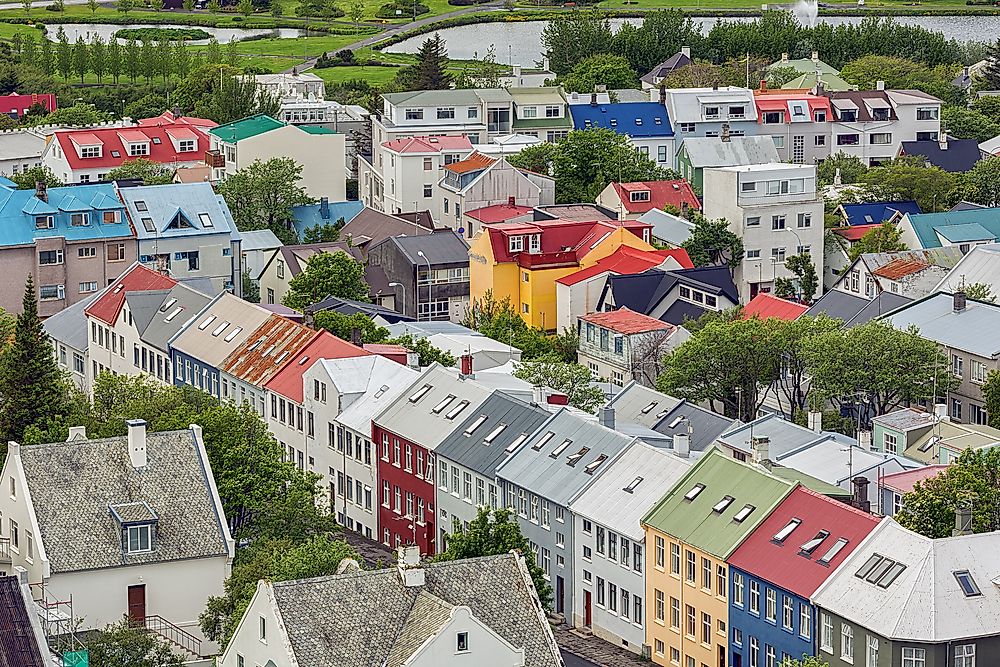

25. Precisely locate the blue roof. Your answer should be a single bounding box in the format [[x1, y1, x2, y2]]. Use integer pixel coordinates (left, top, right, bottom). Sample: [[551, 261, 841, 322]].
[[291, 200, 364, 240], [907, 208, 1000, 249], [840, 201, 921, 226], [0, 183, 131, 247], [0, 176, 15, 188], [117, 183, 238, 241], [937, 222, 995, 243], [568, 102, 673, 138]]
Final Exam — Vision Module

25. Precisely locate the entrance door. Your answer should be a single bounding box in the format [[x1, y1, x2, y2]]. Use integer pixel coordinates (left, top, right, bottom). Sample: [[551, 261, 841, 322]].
[[556, 576, 565, 615], [127, 584, 146, 624], [584, 590, 592, 627], [749, 282, 760, 300]]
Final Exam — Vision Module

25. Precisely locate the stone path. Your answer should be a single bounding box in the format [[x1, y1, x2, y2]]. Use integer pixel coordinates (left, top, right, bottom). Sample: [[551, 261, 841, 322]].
[[552, 624, 649, 667]]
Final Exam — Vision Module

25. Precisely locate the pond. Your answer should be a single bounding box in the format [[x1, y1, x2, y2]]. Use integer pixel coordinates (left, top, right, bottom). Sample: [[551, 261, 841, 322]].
[[385, 16, 1000, 65], [44, 23, 307, 44]]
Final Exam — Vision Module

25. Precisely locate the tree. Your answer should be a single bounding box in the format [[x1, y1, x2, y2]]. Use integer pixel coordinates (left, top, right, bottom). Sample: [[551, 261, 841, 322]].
[[194, 68, 279, 123], [840, 55, 963, 105], [10, 166, 62, 190], [205, 38, 222, 65], [963, 282, 996, 303], [237, 0, 253, 13], [55, 27, 72, 80], [22, 0, 32, 13], [561, 53, 638, 93], [39, 39, 54, 77], [124, 37, 140, 83], [609, 9, 702, 77], [663, 57, 770, 89], [241, 271, 260, 303], [962, 156, 1000, 207], [282, 251, 370, 311], [90, 35, 107, 83], [978, 38, 1000, 91], [409, 34, 451, 91], [183, 0, 195, 9], [270, 0, 281, 16], [817, 152, 868, 186], [779, 658, 829, 667], [984, 369, 1000, 430], [435, 507, 553, 610], [107, 38, 122, 84], [771, 316, 841, 419], [462, 291, 570, 361], [26, 103, 113, 127], [174, 40, 192, 79], [302, 218, 344, 243], [847, 221, 907, 262], [513, 354, 605, 413], [124, 93, 168, 121], [207, 0, 220, 10], [84, 620, 183, 667], [541, 10, 613, 77], [348, 0, 363, 28], [941, 105, 1000, 143], [390, 334, 456, 367], [861, 156, 959, 213], [217, 157, 312, 243], [508, 128, 678, 204], [140, 39, 156, 84], [0, 277, 71, 450], [87, 0, 99, 13], [896, 448, 1000, 538], [312, 312, 456, 366], [106, 158, 173, 185], [783, 253, 819, 302], [72, 36, 89, 83], [454, 45, 503, 90], [117, 0, 133, 12], [681, 214, 744, 269]]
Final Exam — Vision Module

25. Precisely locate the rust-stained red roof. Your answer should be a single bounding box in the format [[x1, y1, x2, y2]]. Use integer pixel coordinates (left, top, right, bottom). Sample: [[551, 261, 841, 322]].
[[85, 263, 176, 326], [264, 329, 370, 402], [742, 292, 808, 321], [219, 315, 315, 387], [580, 307, 673, 335], [444, 152, 496, 174], [872, 258, 931, 280], [611, 180, 701, 214]]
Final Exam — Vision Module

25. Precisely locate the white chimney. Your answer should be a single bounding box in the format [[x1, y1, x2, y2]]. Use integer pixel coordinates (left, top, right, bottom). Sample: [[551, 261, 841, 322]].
[[781, 52, 789, 63], [67, 426, 87, 441], [858, 430, 872, 451], [876, 80, 885, 90], [681, 46, 691, 59], [811, 50, 819, 62], [599, 406, 615, 430], [673, 432, 690, 458], [933, 403, 949, 423], [396, 545, 425, 587], [752, 437, 770, 465], [7, 442, 19, 457], [512, 64, 522, 78], [808, 410, 822, 433], [127, 419, 147, 469], [542, 57, 550, 72]]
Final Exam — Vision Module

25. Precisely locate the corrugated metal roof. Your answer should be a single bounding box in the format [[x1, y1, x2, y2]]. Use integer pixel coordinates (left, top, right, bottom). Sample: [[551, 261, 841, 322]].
[[263, 330, 370, 403], [932, 242, 1000, 294], [680, 135, 779, 168], [570, 441, 690, 540], [220, 315, 314, 387], [44, 291, 101, 352], [607, 382, 683, 429], [132, 283, 212, 352], [86, 264, 177, 326], [881, 291, 1000, 358], [321, 355, 420, 435], [168, 292, 271, 367]]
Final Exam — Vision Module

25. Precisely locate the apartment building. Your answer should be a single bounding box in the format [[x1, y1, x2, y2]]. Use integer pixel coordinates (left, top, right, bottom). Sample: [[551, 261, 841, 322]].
[[359, 135, 473, 214], [509, 87, 573, 141], [661, 87, 759, 164], [702, 163, 825, 303], [569, 102, 676, 166], [577, 308, 689, 387], [752, 86, 832, 164], [824, 89, 942, 166]]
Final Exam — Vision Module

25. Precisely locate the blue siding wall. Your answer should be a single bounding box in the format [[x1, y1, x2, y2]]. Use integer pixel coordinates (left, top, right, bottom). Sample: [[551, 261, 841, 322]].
[[170, 349, 221, 398], [730, 567, 815, 667]]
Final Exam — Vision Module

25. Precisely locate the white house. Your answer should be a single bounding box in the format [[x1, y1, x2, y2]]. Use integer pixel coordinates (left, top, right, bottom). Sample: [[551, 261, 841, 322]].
[[0, 421, 234, 657], [702, 163, 825, 303], [373, 89, 515, 148], [358, 135, 473, 215], [826, 89, 942, 166]]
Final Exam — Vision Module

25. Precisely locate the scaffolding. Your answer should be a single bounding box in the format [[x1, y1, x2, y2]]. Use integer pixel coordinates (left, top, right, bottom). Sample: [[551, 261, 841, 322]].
[[29, 579, 86, 661]]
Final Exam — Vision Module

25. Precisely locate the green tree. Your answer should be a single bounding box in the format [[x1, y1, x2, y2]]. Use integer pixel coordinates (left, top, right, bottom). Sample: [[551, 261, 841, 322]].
[[407, 33, 451, 91], [22, 0, 32, 13], [963, 282, 996, 303], [195, 68, 279, 123], [10, 166, 62, 190], [107, 38, 122, 84], [541, 10, 613, 76], [106, 158, 173, 184], [896, 448, 1000, 538], [348, 0, 364, 30], [150, 0, 164, 9], [662, 56, 770, 89], [847, 221, 907, 262], [861, 156, 958, 213], [39, 39, 54, 76], [237, 0, 253, 14], [270, 0, 281, 15], [72, 36, 89, 83], [117, 0, 133, 13], [90, 34, 107, 83], [302, 218, 344, 243], [962, 156, 1000, 207], [389, 334, 456, 367], [561, 53, 638, 93], [454, 45, 503, 90], [435, 507, 553, 610], [241, 271, 260, 303], [282, 251, 370, 311], [0, 277, 71, 450], [85, 620, 183, 667], [840, 55, 963, 105], [609, 9, 702, 77], [772, 316, 842, 419], [28, 103, 112, 127], [207, 0, 220, 11], [817, 151, 868, 186], [941, 105, 1000, 143], [20, 34, 37, 66], [124, 93, 168, 120], [513, 355, 605, 412], [140, 39, 156, 84], [55, 27, 72, 80], [783, 253, 819, 302], [508, 128, 677, 204], [462, 291, 569, 359], [982, 39, 1000, 90], [87, 0, 99, 12], [681, 214, 744, 269], [183, 0, 195, 9], [984, 369, 1000, 430], [205, 37, 222, 64], [314, 310, 388, 343], [174, 40, 192, 79], [217, 157, 312, 242], [779, 658, 830, 667], [124, 37, 140, 83]]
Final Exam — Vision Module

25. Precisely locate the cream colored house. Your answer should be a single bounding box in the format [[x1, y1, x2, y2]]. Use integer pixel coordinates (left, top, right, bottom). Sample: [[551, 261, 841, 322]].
[[256, 241, 364, 306]]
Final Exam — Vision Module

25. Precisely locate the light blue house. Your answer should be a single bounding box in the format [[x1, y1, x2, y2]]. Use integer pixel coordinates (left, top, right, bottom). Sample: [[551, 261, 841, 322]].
[[117, 182, 243, 296], [661, 87, 759, 167], [898, 207, 1000, 252]]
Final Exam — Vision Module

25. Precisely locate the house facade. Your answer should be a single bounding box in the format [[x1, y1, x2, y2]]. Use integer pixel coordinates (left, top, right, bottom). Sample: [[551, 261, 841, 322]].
[[752, 87, 832, 164], [662, 87, 760, 162], [596, 265, 740, 327], [577, 308, 689, 387], [596, 180, 701, 221]]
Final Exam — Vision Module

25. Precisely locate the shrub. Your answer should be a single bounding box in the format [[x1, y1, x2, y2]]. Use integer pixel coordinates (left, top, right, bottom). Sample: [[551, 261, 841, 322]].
[[114, 27, 213, 39], [376, 0, 429, 16]]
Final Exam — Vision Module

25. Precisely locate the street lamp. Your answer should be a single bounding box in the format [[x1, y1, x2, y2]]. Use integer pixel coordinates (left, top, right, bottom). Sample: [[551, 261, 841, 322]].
[[389, 282, 406, 317], [416, 250, 432, 321]]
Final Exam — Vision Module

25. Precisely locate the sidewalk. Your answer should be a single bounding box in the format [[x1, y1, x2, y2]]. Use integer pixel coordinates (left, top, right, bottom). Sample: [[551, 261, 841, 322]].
[[552, 624, 649, 667]]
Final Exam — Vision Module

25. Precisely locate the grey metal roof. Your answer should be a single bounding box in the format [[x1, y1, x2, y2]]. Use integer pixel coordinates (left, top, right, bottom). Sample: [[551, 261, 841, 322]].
[[681, 135, 780, 168], [607, 382, 682, 429], [496, 408, 636, 505], [636, 208, 695, 245], [238, 228, 282, 252], [169, 292, 271, 366], [873, 407, 937, 432], [383, 89, 512, 107], [652, 399, 735, 452], [387, 229, 470, 266], [384, 320, 483, 339], [803, 289, 870, 323], [16, 430, 230, 574], [326, 356, 420, 435], [43, 292, 100, 352], [845, 291, 912, 328], [434, 392, 550, 478], [931, 242, 1000, 294], [270, 553, 560, 667], [134, 283, 212, 352], [569, 441, 690, 540], [881, 291, 1000, 358], [719, 413, 827, 458]]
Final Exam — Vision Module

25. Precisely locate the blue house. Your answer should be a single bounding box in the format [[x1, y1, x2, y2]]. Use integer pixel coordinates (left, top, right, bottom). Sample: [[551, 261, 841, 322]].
[[727, 486, 880, 667], [834, 200, 921, 227], [568, 102, 676, 166], [899, 207, 1000, 251]]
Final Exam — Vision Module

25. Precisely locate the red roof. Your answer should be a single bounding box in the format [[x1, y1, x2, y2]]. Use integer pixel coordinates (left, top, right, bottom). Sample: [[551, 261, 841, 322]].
[[727, 486, 881, 598], [486, 218, 652, 269], [872, 258, 930, 280], [742, 293, 808, 321], [85, 264, 176, 326], [611, 180, 701, 215], [557, 245, 693, 286], [444, 152, 496, 174], [382, 135, 473, 154], [466, 203, 534, 224], [833, 224, 880, 242], [0, 92, 56, 116], [752, 90, 832, 123], [580, 307, 673, 335], [53, 113, 217, 171], [264, 330, 370, 402], [880, 464, 949, 494]]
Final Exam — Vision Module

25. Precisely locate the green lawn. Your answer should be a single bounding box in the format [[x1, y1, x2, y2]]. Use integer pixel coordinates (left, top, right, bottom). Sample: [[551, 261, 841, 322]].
[[313, 62, 402, 83]]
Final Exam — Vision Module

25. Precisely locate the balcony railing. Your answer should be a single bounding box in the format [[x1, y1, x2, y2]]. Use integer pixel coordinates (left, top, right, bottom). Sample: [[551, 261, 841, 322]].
[[0, 536, 9, 561], [204, 150, 225, 168], [142, 615, 202, 657]]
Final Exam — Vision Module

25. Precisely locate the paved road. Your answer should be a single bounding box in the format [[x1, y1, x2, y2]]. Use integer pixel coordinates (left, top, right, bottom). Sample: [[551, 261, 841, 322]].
[[562, 650, 603, 667]]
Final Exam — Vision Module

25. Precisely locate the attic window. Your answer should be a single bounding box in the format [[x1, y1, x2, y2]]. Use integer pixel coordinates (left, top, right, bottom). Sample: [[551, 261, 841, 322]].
[[275, 352, 289, 365], [684, 483, 705, 501], [863, 558, 906, 588], [630, 191, 651, 203], [198, 315, 216, 330], [610, 119, 618, 127], [550, 439, 572, 459], [141, 217, 155, 233], [855, 554, 884, 579], [211, 321, 230, 336], [506, 433, 529, 453], [640, 401, 658, 414], [223, 326, 243, 343], [409, 384, 432, 403], [864, 215, 874, 223], [772, 518, 802, 543], [445, 400, 470, 420], [623, 476, 643, 493], [152, 137, 161, 144], [127, 525, 153, 553], [668, 416, 685, 429], [532, 431, 555, 451], [654, 118, 662, 125], [109, 502, 158, 555], [135, 200, 147, 212], [635, 118, 643, 126], [954, 570, 982, 597], [164, 307, 183, 322], [432, 395, 455, 414], [799, 530, 830, 555], [566, 447, 590, 467], [159, 298, 177, 312], [733, 504, 756, 523], [248, 338, 264, 352], [483, 422, 507, 444], [464, 414, 488, 436], [262, 345, 276, 357], [111, 150, 121, 158], [713, 496, 735, 513], [818, 537, 849, 565], [199, 213, 214, 228], [583, 454, 607, 474]]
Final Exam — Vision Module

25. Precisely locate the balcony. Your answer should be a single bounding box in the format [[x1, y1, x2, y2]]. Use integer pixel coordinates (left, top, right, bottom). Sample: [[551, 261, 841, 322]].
[[204, 150, 225, 168], [0, 536, 9, 565]]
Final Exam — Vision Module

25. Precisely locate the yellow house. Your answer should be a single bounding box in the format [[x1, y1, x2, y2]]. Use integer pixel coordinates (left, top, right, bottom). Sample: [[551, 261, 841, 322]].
[[468, 216, 655, 330], [643, 450, 795, 667]]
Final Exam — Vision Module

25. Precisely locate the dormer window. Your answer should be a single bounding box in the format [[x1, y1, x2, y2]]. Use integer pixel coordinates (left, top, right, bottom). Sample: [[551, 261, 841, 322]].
[[103, 211, 119, 224], [703, 106, 720, 119], [178, 139, 196, 152], [509, 235, 524, 253], [630, 190, 651, 203], [128, 525, 152, 553], [110, 501, 158, 555], [35, 215, 53, 229], [80, 145, 101, 158], [814, 110, 827, 122], [128, 142, 150, 157], [528, 234, 540, 253]]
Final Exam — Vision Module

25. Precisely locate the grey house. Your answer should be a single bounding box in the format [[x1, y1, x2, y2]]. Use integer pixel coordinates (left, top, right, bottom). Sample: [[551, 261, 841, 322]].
[[813, 518, 1000, 667], [434, 392, 550, 553], [496, 407, 636, 620]]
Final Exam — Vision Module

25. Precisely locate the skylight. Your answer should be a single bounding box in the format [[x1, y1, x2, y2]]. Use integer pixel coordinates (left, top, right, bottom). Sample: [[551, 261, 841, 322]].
[[135, 200, 147, 212], [583, 454, 607, 474], [954, 570, 981, 597], [141, 217, 155, 233], [275, 352, 289, 365], [669, 416, 684, 429], [550, 439, 572, 459], [800, 530, 830, 555], [445, 400, 470, 420], [409, 384, 432, 402], [875, 561, 906, 588], [374, 384, 389, 399], [641, 401, 658, 414], [483, 422, 507, 444], [159, 298, 177, 312], [198, 315, 216, 330], [298, 356, 311, 366], [432, 395, 455, 414], [532, 431, 555, 451], [855, 554, 884, 580], [566, 447, 591, 467], [713, 496, 735, 513], [506, 433, 529, 454], [733, 504, 756, 523], [464, 414, 488, 436], [223, 327, 243, 343], [772, 518, 802, 543], [199, 212, 214, 228], [684, 483, 705, 501], [623, 476, 643, 493], [164, 307, 182, 322], [211, 321, 230, 336], [818, 537, 849, 565], [248, 338, 264, 352]]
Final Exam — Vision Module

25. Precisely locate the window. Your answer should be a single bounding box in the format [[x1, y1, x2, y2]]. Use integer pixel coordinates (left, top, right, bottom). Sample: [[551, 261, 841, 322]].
[[129, 142, 149, 156], [820, 612, 833, 652], [701, 557, 712, 591], [70, 213, 88, 226], [865, 634, 877, 667], [80, 145, 101, 158], [608, 582, 617, 612], [815, 135, 827, 146], [701, 612, 711, 645], [404, 108, 423, 120], [954, 644, 975, 667], [733, 504, 755, 522], [765, 645, 776, 667], [916, 107, 939, 120], [654, 535, 665, 568], [841, 624, 854, 663], [39, 284, 63, 300], [684, 483, 705, 501], [869, 133, 892, 145], [670, 542, 680, 574], [259, 616, 267, 642], [902, 647, 925, 667], [746, 249, 761, 259], [837, 134, 860, 146], [670, 596, 680, 629], [782, 596, 793, 629], [771, 215, 786, 230], [423, 184, 433, 198], [765, 588, 776, 622], [685, 550, 696, 582], [734, 572, 744, 606], [685, 604, 695, 637], [78, 246, 97, 258], [771, 247, 786, 262], [436, 107, 455, 119], [952, 398, 963, 421], [750, 637, 759, 667], [797, 212, 812, 228], [108, 243, 126, 262], [79, 281, 98, 293], [954, 570, 982, 597], [509, 235, 524, 252], [38, 250, 64, 265], [749, 579, 760, 614], [971, 359, 989, 384], [126, 525, 152, 553]]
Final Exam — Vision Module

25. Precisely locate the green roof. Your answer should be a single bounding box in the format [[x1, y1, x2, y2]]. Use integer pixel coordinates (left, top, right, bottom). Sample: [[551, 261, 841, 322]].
[[209, 114, 285, 143], [511, 116, 573, 130], [642, 449, 795, 559], [769, 57, 840, 76], [300, 126, 337, 135], [781, 71, 856, 92]]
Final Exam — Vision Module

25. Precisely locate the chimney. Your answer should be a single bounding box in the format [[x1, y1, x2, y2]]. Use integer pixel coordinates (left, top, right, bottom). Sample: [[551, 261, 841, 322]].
[[512, 64, 521, 78], [659, 85, 667, 106], [939, 133, 948, 151], [7, 442, 18, 458], [406, 350, 420, 369], [954, 290, 967, 313], [721, 122, 731, 143], [460, 353, 473, 377], [396, 545, 425, 586], [833, 167, 843, 186], [680, 201, 689, 217], [673, 432, 690, 458], [934, 402, 949, 422], [320, 196, 330, 220], [681, 46, 691, 59], [963, 65, 970, 78], [532, 385, 548, 406], [127, 419, 147, 469], [811, 50, 819, 63], [759, 79, 767, 92], [171, 105, 182, 120], [542, 57, 550, 72], [35, 181, 47, 203], [876, 80, 885, 91], [350, 327, 362, 345], [808, 410, 822, 433], [752, 436, 770, 466], [953, 501, 974, 536], [508, 195, 515, 207], [599, 406, 615, 430], [781, 52, 789, 63], [851, 476, 871, 513], [67, 426, 87, 441], [590, 91, 598, 107], [858, 430, 872, 452]]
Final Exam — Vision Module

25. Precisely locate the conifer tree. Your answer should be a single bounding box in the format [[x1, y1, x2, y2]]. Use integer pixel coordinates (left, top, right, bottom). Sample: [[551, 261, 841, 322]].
[[982, 39, 1000, 90], [410, 34, 451, 90]]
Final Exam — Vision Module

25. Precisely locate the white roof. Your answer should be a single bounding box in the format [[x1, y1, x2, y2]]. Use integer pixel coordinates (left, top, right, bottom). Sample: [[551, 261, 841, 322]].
[[325, 356, 420, 434], [239, 229, 282, 252], [428, 333, 520, 358], [882, 292, 1000, 358], [777, 441, 921, 487], [637, 209, 694, 245], [813, 519, 1000, 642], [979, 134, 1000, 155], [932, 242, 1000, 294], [665, 87, 756, 123], [715, 162, 816, 173], [569, 441, 690, 540]]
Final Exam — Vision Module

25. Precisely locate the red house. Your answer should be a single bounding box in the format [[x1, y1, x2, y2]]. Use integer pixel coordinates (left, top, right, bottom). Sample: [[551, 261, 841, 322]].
[[0, 92, 56, 118]]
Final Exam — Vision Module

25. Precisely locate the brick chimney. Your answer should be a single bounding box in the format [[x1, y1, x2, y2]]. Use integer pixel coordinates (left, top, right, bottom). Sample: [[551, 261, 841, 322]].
[[954, 290, 967, 313], [35, 181, 47, 203], [851, 476, 870, 513]]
